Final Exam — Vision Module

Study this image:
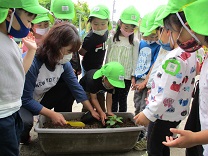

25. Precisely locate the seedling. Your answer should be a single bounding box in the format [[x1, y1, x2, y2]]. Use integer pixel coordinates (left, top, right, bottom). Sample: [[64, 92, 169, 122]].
[[106, 115, 123, 128]]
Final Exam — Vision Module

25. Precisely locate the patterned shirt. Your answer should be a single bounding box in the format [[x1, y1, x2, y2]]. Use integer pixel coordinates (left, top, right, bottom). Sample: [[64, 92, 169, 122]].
[[143, 47, 196, 122]]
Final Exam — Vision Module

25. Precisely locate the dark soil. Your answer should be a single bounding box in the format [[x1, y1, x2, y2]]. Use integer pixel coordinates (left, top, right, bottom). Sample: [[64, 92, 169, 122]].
[[43, 118, 137, 129]]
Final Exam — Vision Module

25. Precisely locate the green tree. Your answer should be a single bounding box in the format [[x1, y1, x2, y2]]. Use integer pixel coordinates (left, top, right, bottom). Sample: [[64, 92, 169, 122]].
[[72, 0, 90, 30], [38, 0, 51, 10]]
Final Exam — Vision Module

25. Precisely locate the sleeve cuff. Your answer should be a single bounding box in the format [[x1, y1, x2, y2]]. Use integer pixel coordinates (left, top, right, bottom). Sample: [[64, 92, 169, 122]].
[[143, 108, 157, 122]]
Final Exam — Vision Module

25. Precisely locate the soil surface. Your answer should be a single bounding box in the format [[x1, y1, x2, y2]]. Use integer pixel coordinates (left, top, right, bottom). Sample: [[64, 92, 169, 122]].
[[43, 118, 137, 129]]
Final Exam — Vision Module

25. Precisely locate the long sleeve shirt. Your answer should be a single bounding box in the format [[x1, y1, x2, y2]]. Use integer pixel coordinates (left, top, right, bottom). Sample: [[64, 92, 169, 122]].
[[143, 47, 196, 122], [22, 56, 88, 115], [106, 35, 139, 80]]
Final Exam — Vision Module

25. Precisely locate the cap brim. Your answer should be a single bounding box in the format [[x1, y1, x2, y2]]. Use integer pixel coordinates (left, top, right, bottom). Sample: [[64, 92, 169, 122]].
[[93, 69, 102, 79], [54, 12, 75, 20], [121, 19, 139, 27], [32, 16, 50, 24], [155, 9, 170, 22], [24, 5, 49, 14], [89, 14, 108, 19], [0, 8, 8, 23], [108, 78, 125, 88], [140, 26, 147, 33]]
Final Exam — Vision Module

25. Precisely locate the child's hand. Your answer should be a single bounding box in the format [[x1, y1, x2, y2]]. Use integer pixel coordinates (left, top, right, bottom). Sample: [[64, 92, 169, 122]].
[[107, 111, 115, 116], [90, 110, 100, 121], [134, 112, 150, 126], [136, 81, 146, 91], [22, 32, 37, 52], [100, 111, 107, 125]]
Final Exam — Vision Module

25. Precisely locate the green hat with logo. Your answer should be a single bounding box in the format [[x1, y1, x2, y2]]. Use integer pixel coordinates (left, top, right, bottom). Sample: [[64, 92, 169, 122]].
[[0, 0, 48, 14], [32, 14, 50, 24], [120, 6, 140, 26], [93, 62, 125, 88], [0, 7, 8, 23], [89, 5, 110, 19], [51, 0, 75, 20], [183, 0, 208, 36], [148, 5, 166, 33], [156, 0, 196, 22]]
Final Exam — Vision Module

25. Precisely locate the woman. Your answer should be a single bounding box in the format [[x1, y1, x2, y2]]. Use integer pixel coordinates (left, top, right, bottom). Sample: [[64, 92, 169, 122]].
[[20, 23, 100, 144]]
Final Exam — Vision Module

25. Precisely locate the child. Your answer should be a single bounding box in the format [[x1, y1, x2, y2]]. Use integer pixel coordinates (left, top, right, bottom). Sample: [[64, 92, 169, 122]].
[[161, 1, 208, 156], [106, 6, 140, 112], [133, 10, 162, 151], [79, 4, 110, 72], [78, 4, 110, 112], [20, 23, 100, 144], [0, 0, 48, 155], [50, 0, 75, 23], [22, 13, 50, 53], [134, 1, 199, 155], [133, 11, 160, 116], [79, 62, 125, 125]]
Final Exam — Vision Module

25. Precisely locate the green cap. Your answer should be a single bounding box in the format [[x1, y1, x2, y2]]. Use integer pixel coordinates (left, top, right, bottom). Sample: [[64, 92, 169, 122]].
[[140, 13, 150, 34], [32, 14, 50, 24], [51, 0, 75, 20], [148, 5, 166, 33], [0, 0, 48, 14], [156, 0, 196, 21], [89, 5, 110, 19], [120, 6, 140, 26], [0, 7, 8, 23], [93, 62, 125, 88], [183, 0, 208, 36]]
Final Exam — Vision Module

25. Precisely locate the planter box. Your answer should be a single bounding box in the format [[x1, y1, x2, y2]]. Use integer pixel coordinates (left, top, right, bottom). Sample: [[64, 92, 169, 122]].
[[35, 112, 144, 155]]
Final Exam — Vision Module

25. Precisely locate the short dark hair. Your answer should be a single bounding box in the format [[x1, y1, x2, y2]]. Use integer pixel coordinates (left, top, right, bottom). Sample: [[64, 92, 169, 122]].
[[15, 8, 36, 18], [163, 11, 186, 32], [37, 23, 81, 70]]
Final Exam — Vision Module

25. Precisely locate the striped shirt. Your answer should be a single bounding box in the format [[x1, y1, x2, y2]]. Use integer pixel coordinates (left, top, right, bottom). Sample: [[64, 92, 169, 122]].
[[106, 36, 139, 80]]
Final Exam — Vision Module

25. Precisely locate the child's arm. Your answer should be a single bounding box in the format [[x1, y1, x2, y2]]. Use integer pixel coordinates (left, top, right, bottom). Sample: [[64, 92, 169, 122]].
[[106, 93, 114, 116], [90, 93, 106, 125], [78, 48, 87, 56], [22, 32, 37, 73], [163, 128, 208, 148]]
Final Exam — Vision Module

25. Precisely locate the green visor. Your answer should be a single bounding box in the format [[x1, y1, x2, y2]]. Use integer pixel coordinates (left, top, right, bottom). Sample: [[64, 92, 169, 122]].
[[0, 7, 8, 23], [52, 0, 75, 20], [183, 0, 208, 36], [89, 5, 110, 19], [32, 14, 50, 24], [0, 0, 48, 14], [120, 6, 140, 26], [156, 0, 196, 22], [93, 62, 125, 88]]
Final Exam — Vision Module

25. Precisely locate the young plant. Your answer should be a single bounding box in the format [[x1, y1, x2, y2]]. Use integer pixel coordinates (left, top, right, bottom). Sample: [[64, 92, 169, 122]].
[[106, 115, 123, 128]]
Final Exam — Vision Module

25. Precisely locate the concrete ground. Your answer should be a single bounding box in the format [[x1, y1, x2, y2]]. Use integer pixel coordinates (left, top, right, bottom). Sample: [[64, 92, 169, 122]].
[[20, 89, 186, 156]]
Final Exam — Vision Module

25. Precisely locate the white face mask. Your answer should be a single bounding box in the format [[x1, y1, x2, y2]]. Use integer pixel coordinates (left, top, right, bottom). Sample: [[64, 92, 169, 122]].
[[35, 27, 49, 36], [92, 28, 108, 36], [59, 53, 72, 64], [144, 40, 156, 45]]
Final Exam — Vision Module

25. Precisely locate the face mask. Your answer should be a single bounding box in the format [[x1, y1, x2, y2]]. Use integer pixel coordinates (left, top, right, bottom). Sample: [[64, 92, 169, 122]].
[[6, 9, 30, 38], [59, 53, 72, 64], [120, 27, 134, 37], [144, 40, 156, 45], [176, 27, 202, 53], [102, 77, 112, 89], [92, 28, 108, 36], [158, 29, 174, 51], [35, 27, 49, 36], [176, 12, 202, 53]]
